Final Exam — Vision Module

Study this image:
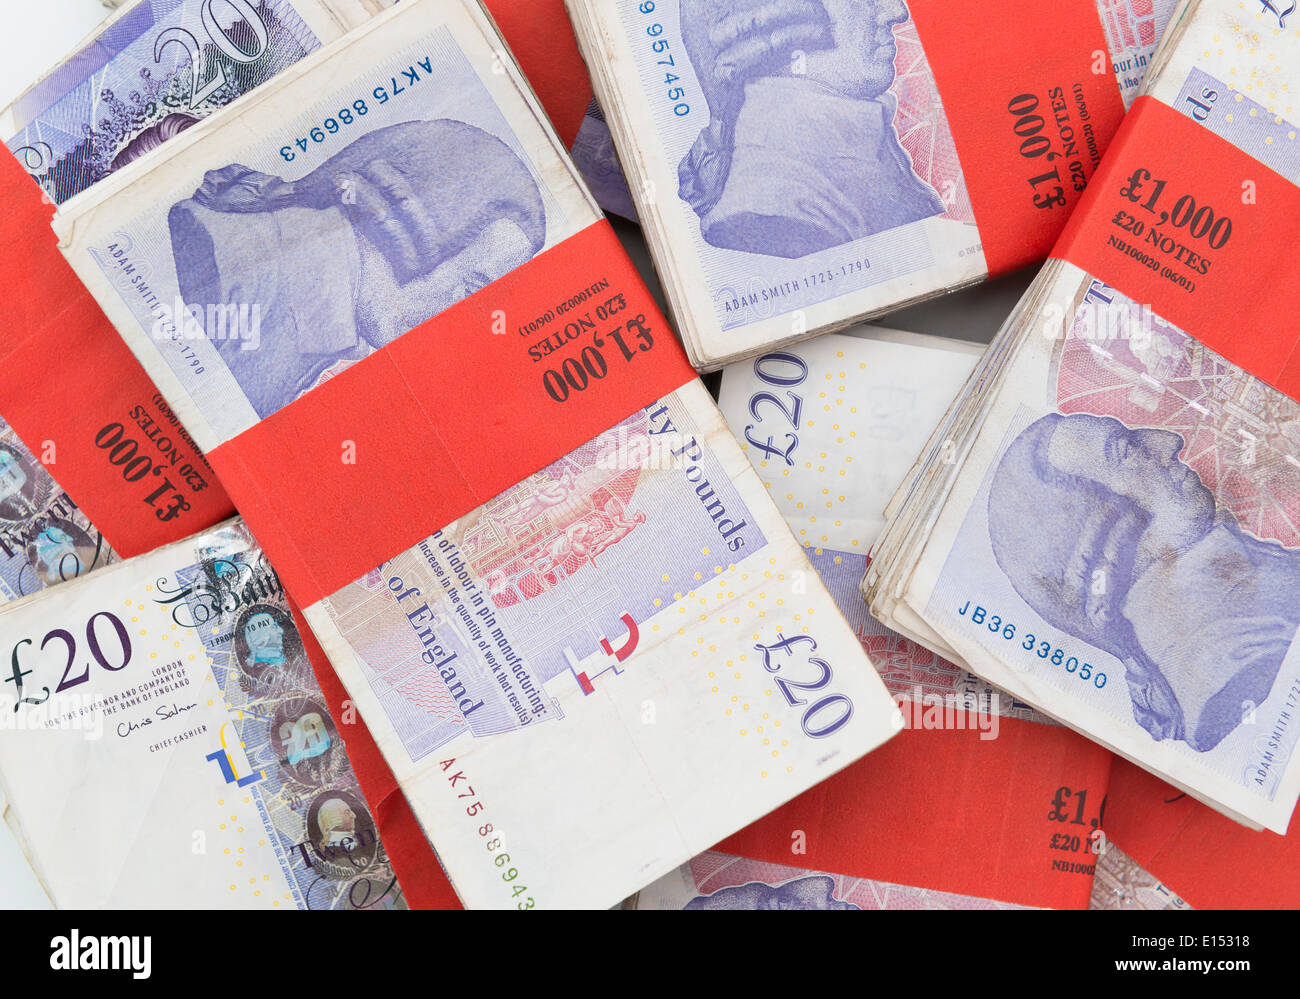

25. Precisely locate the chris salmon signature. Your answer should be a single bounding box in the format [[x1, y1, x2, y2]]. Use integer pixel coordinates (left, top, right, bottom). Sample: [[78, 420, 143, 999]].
[[116, 701, 199, 738]]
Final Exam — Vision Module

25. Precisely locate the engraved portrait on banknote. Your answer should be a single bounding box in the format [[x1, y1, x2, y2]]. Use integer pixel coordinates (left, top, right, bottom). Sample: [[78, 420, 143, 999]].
[[84, 27, 572, 444], [675, 0, 945, 259], [304, 788, 381, 880], [167, 118, 549, 418], [928, 279, 1300, 798], [615, 0, 973, 333], [988, 409, 1300, 754]]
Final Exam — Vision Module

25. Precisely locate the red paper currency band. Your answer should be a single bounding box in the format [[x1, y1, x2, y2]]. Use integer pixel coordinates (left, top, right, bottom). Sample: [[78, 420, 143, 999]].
[[210, 219, 697, 608], [1103, 758, 1299, 909], [716, 716, 1114, 909], [1053, 96, 1300, 403], [483, 0, 591, 147], [0, 153, 234, 556], [910, 0, 1125, 276]]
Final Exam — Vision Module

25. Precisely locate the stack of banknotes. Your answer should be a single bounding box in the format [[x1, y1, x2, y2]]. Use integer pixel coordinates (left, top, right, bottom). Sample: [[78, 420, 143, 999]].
[[18, 0, 910, 910], [3, 0, 638, 221], [0, 521, 407, 908], [0, 0, 1296, 911], [865, 1, 1300, 833], [564, 0, 1182, 368]]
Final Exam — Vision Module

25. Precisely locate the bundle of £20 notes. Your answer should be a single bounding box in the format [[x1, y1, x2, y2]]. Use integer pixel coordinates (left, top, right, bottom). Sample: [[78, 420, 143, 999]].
[[49, 0, 905, 909], [564, 0, 1182, 368], [866, 0, 1300, 834]]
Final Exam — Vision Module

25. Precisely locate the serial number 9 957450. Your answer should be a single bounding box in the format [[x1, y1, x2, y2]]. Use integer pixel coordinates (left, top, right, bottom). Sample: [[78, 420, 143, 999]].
[[638, 2, 690, 118]]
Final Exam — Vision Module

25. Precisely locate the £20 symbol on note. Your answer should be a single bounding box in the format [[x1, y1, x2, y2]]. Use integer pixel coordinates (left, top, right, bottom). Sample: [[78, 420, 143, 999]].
[[1258, 1, 1296, 28], [753, 633, 853, 739], [742, 352, 808, 467], [154, 0, 277, 112], [5, 610, 132, 710]]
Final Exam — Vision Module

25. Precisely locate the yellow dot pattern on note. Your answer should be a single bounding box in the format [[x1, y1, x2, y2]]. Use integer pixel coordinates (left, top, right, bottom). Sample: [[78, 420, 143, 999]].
[[216, 790, 276, 906], [124, 600, 278, 907], [1220, 10, 1296, 116], [739, 360, 859, 552], [704, 580, 820, 779]]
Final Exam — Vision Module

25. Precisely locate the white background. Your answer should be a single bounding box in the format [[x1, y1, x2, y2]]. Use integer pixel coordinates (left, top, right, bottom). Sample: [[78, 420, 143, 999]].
[[0, 0, 1036, 909]]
